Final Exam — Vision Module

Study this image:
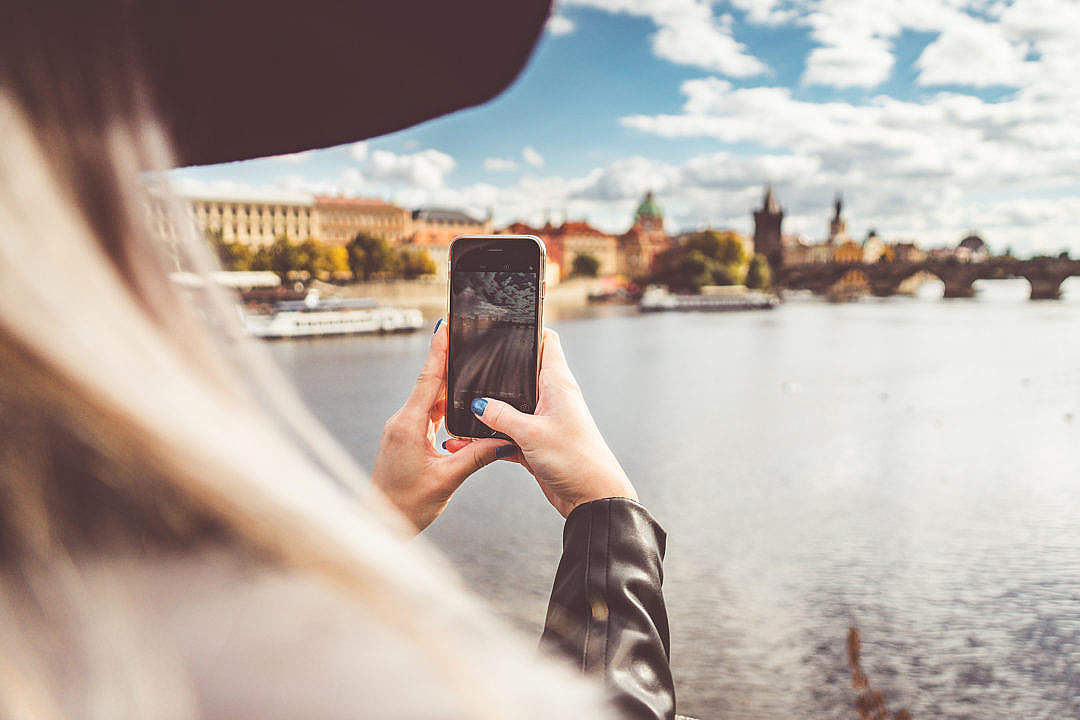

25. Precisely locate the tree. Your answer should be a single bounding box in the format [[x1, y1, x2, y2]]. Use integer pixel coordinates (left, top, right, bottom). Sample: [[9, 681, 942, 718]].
[[649, 229, 751, 292], [571, 252, 601, 278], [294, 238, 319, 277], [293, 238, 346, 279], [745, 253, 772, 290], [685, 230, 747, 267], [399, 247, 438, 279], [326, 245, 350, 275], [206, 228, 254, 271], [346, 232, 398, 280], [251, 235, 299, 280]]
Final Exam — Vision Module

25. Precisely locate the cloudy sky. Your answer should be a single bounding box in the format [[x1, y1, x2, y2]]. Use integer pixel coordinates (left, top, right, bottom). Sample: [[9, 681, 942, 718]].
[[169, 0, 1080, 254]]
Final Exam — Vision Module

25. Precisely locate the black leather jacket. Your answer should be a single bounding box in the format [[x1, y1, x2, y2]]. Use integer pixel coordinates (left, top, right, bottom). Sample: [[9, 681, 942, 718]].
[[540, 498, 675, 720]]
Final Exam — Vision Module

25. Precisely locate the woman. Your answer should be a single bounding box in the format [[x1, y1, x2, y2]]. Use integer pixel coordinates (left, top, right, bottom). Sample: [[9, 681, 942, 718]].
[[0, 1, 674, 718]]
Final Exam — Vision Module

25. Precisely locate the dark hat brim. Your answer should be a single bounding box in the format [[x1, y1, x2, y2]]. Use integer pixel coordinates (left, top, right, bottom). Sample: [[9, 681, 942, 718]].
[[139, 1, 552, 167]]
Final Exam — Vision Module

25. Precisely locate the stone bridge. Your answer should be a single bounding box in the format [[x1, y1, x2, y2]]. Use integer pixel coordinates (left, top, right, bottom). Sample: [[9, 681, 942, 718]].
[[777, 256, 1080, 300]]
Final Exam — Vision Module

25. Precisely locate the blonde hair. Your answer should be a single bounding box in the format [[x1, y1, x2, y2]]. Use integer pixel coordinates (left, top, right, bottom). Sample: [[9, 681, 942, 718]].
[[0, 4, 605, 719]]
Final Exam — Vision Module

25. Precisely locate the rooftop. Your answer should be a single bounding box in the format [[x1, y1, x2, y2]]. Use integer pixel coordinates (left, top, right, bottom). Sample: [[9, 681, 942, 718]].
[[413, 207, 482, 224], [499, 222, 544, 235], [314, 196, 403, 209], [556, 220, 611, 237]]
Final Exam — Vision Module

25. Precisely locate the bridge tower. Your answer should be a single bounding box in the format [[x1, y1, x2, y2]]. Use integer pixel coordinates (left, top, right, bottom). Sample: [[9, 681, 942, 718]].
[[828, 192, 848, 244], [753, 184, 784, 271]]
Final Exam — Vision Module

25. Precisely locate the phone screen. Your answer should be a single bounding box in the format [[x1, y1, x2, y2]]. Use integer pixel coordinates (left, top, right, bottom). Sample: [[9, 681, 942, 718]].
[[447, 236, 543, 439]]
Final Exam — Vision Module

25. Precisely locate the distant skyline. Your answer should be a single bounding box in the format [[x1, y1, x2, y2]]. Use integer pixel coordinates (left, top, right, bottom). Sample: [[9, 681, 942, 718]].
[[168, 0, 1080, 254]]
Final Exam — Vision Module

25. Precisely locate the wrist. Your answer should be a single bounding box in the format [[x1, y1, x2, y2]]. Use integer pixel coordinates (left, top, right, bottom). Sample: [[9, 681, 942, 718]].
[[567, 473, 637, 514]]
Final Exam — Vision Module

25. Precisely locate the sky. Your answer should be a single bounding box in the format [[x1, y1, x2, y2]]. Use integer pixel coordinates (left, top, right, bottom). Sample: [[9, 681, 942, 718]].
[[168, 0, 1080, 255]]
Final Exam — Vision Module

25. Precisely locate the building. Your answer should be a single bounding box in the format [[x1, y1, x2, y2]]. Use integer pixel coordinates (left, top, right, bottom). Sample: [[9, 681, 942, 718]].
[[617, 191, 671, 277], [498, 220, 618, 279], [782, 238, 811, 265], [832, 240, 863, 263], [957, 233, 990, 262], [891, 241, 926, 263], [411, 208, 493, 246], [148, 188, 317, 247], [493, 222, 561, 286], [402, 208, 494, 277], [550, 221, 617, 278], [862, 230, 887, 263], [827, 193, 849, 244], [753, 184, 784, 270], [314, 196, 411, 244]]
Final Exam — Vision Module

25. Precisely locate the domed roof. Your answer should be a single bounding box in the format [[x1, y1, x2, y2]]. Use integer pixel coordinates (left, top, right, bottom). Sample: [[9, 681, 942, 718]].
[[635, 191, 663, 220], [958, 234, 986, 251]]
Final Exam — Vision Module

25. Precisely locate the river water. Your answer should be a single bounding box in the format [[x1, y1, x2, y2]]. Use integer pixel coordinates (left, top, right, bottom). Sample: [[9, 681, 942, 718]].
[[270, 279, 1080, 720]]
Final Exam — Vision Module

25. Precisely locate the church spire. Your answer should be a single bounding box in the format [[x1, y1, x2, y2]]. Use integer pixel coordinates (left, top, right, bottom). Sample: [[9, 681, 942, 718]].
[[764, 183, 780, 214]]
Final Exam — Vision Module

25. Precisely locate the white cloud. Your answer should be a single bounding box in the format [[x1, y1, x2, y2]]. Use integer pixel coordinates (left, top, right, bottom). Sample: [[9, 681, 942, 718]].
[[349, 141, 369, 162], [484, 157, 519, 172], [522, 146, 545, 168], [547, 13, 577, 35], [731, 0, 799, 25], [364, 148, 455, 189], [798, 0, 904, 88], [915, 17, 1037, 87], [563, 0, 768, 77], [277, 145, 457, 195], [619, 68, 1080, 250], [569, 156, 680, 201], [802, 35, 895, 88], [795, 0, 1076, 90]]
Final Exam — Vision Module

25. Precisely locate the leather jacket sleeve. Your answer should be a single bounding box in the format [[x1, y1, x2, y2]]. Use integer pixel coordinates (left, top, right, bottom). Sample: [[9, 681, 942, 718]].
[[540, 498, 675, 720]]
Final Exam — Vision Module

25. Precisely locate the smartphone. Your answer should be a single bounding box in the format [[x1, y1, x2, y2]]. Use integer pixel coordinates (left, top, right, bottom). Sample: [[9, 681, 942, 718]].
[[446, 235, 545, 439]]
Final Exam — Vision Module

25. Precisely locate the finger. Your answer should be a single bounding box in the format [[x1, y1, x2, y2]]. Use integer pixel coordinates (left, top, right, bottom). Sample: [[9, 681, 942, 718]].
[[540, 328, 579, 387], [442, 438, 473, 454], [438, 438, 511, 488], [470, 397, 535, 440], [405, 318, 448, 412], [540, 328, 570, 376], [429, 395, 446, 425], [444, 437, 521, 460]]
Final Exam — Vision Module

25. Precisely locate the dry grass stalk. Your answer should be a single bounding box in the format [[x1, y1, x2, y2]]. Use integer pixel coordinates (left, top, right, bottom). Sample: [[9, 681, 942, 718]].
[[846, 627, 912, 720]]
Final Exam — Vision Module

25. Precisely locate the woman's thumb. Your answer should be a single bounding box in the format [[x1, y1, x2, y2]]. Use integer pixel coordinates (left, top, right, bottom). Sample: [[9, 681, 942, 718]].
[[470, 397, 532, 439]]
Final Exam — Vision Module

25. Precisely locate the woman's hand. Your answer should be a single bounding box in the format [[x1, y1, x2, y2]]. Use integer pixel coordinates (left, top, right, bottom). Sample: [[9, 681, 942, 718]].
[[371, 320, 507, 534], [444, 329, 637, 518]]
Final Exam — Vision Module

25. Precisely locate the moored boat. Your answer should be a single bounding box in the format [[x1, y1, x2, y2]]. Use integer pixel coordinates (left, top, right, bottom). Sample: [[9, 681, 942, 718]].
[[244, 290, 424, 339], [638, 285, 778, 312]]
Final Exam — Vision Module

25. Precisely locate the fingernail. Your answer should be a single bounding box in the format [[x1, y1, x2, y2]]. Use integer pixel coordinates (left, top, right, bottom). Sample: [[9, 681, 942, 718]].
[[441, 440, 449, 450], [432, 317, 443, 334], [471, 397, 488, 416], [495, 444, 516, 459]]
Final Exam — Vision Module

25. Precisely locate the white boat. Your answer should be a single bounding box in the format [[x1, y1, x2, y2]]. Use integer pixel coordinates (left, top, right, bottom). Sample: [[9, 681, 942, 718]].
[[638, 285, 778, 312], [244, 289, 424, 339]]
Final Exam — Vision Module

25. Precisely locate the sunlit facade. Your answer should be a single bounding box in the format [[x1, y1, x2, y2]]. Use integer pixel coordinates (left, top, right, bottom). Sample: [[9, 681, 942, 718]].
[[315, 196, 412, 245], [148, 188, 316, 247]]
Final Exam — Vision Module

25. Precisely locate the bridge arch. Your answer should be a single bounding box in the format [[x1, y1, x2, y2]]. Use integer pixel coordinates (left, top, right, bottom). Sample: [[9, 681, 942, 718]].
[[862, 263, 947, 297]]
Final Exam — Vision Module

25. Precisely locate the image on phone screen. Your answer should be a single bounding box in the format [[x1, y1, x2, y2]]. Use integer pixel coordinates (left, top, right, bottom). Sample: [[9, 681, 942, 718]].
[[448, 238, 541, 438]]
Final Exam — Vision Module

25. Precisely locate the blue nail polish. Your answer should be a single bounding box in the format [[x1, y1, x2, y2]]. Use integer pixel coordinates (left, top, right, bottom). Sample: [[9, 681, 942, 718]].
[[471, 397, 488, 416], [432, 317, 443, 334], [495, 444, 516, 459], [441, 440, 448, 450]]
